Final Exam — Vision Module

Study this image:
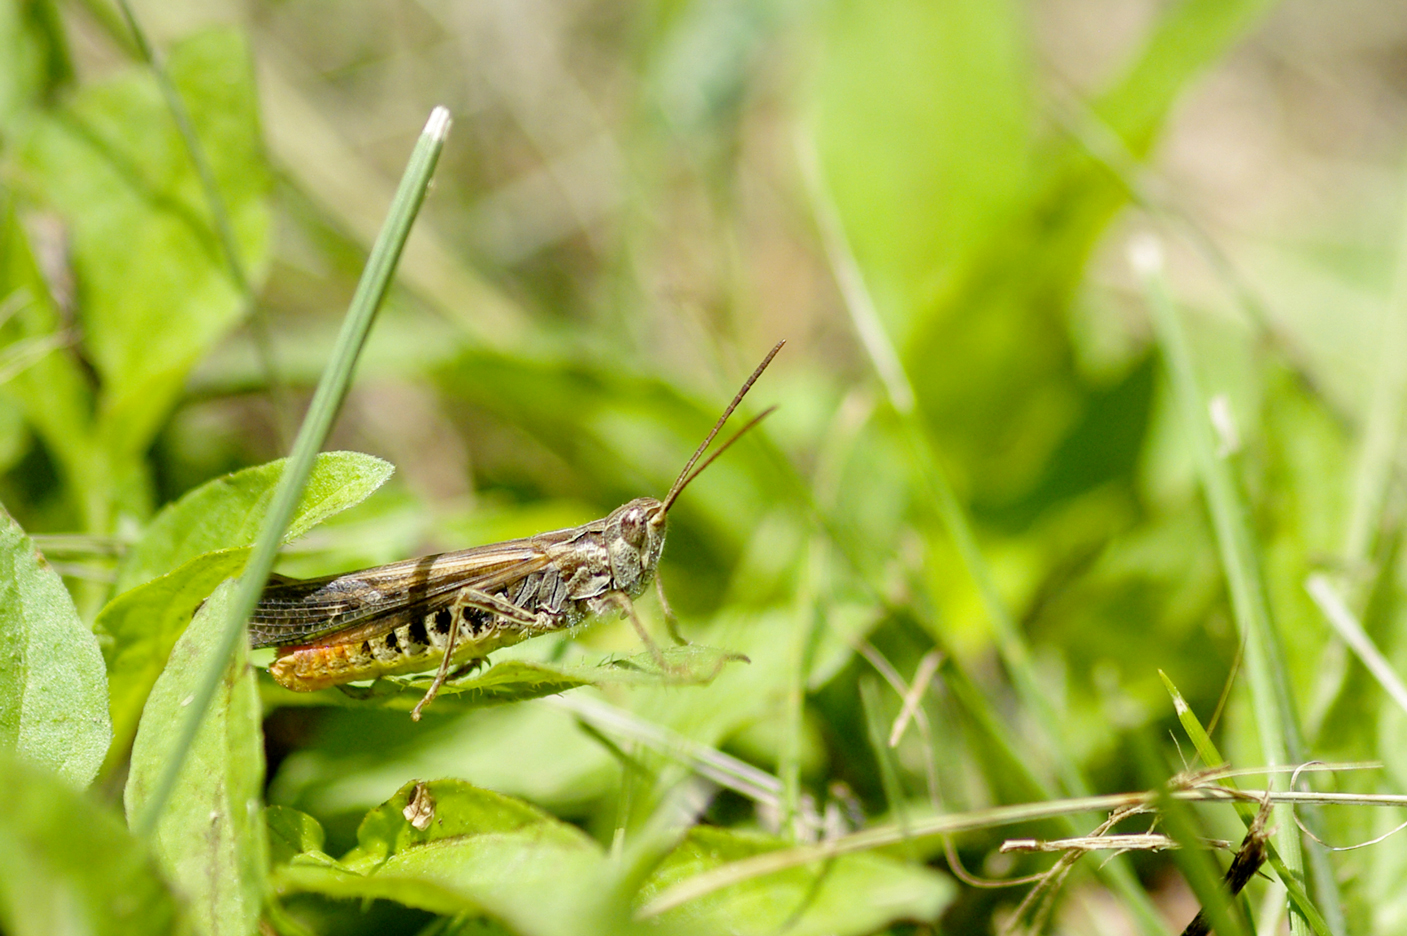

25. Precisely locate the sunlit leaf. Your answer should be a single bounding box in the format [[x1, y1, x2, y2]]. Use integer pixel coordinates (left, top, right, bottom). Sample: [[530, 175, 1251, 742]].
[[276, 780, 605, 935], [98, 547, 248, 772], [115, 451, 395, 593], [267, 701, 616, 824], [642, 826, 954, 936], [99, 452, 394, 772], [0, 506, 110, 788], [266, 805, 328, 867], [124, 581, 266, 936]]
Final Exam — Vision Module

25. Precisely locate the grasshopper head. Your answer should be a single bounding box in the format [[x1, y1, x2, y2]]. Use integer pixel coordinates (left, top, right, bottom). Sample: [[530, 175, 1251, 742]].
[[605, 496, 667, 597]]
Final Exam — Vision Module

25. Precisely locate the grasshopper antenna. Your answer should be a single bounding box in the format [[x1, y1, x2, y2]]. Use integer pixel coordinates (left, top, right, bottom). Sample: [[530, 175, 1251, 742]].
[[660, 340, 784, 513], [662, 406, 776, 513]]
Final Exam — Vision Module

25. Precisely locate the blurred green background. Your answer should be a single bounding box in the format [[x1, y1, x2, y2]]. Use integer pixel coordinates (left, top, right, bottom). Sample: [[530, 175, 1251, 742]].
[[5, 0, 1407, 932]]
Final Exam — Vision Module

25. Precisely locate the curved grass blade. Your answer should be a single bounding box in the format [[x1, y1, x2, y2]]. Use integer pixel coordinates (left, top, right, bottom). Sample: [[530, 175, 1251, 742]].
[[131, 106, 452, 837]]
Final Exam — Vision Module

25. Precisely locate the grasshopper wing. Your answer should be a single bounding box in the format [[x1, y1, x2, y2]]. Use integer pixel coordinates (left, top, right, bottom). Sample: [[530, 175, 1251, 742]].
[[248, 539, 555, 648]]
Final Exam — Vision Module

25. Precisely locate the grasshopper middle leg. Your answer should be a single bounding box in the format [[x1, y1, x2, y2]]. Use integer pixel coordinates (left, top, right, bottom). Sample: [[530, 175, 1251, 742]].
[[410, 586, 536, 720]]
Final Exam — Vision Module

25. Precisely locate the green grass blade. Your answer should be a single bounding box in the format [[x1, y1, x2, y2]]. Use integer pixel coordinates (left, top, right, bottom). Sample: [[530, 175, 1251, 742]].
[[1158, 671, 1332, 936], [130, 106, 452, 838], [806, 149, 1167, 934], [641, 780, 1400, 922], [1133, 726, 1250, 936], [113, 0, 250, 296], [858, 676, 914, 856], [1305, 575, 1407, 717], [904, 426, 1170, 935], [1136, 241, 1296, 755], [1149, 775, 1251, 936], [1136, 237, 1326, 935]]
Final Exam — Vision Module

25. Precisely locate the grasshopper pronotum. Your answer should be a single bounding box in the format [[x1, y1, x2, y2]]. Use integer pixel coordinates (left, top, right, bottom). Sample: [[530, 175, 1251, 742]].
[[249, 341, 783, 719]]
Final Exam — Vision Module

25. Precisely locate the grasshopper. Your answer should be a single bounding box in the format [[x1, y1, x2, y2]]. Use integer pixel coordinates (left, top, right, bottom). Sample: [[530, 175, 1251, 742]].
[[249, 341, 782, 719]]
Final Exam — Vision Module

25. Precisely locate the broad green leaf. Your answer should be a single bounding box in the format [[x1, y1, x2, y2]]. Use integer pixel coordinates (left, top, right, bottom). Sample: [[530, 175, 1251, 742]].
[[98, 548, 248, 773], [0, 750, 187, 936], [16, 27, 272, 459], [115, 451, 395, 593], [267, 701, 617, 823], [266, 805, 329, 867], [275, 864, 472, 919], [0, 506, 111, 788], [260, 644, 747, 715], [340, 778, 592, 867], [98, 452, 393, 773], [641, 826, 954, 936], [125, 581, 267, 936], [276, 780, 606, 935]]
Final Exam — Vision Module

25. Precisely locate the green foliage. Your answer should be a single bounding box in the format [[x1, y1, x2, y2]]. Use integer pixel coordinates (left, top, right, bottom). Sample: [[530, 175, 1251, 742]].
[[273, 780, 951, 936], [1, 25, 270, 532], [125, 579, 267, 936], [275, 780, 618, 932], [267, 805, 328, 866], [98, 452, 393, 769], [115, 452, 395, 594], [7, 1, 1407, 934], [642, 825, 954, 935], [0, 749, 187, 936], [18, 27, 269, 448], [0, 506, 110, 788], [1160, 671, 1331, 935]]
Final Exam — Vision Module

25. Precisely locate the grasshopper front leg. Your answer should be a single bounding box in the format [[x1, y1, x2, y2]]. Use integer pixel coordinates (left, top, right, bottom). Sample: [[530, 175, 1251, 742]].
[[597, 591, 673, 673], [655, 575, 687, 646]]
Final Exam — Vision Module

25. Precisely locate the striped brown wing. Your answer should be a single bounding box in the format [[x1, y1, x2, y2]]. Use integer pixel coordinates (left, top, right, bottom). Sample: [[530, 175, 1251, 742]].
[[248, 538, 557, 648]]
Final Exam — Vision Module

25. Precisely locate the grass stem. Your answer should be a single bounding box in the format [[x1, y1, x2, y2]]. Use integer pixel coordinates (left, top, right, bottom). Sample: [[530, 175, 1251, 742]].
[[131, 106, 451, 838]]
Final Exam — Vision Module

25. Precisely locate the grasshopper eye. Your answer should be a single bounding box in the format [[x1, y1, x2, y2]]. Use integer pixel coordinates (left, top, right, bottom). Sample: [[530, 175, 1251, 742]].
[[620, 509, 648, 549]]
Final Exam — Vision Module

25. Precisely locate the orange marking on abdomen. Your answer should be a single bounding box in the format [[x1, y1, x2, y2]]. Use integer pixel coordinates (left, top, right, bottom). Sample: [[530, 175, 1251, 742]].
[[270, 641, 381, 692]]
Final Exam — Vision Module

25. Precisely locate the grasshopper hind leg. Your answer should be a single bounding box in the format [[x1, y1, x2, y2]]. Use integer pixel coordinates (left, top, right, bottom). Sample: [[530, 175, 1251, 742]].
[[410, 651, 488, 721]]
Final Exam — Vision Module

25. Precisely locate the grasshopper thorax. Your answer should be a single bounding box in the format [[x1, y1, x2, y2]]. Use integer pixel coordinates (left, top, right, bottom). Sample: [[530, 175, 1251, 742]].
[[604, 496, 668, 598]]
